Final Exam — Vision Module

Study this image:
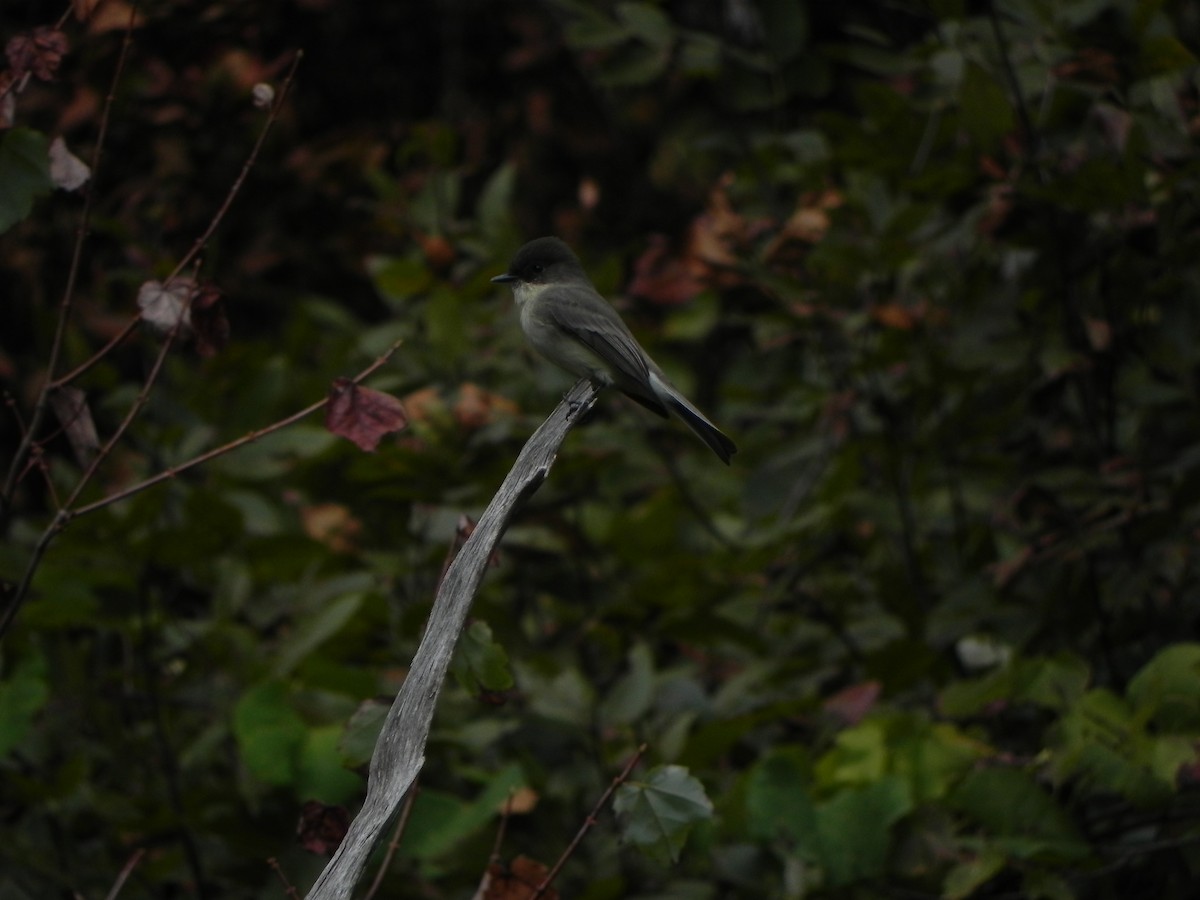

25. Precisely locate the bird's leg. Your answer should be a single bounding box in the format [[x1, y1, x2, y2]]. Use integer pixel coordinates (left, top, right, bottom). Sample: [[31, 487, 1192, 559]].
[[565, 377, 596, 416]]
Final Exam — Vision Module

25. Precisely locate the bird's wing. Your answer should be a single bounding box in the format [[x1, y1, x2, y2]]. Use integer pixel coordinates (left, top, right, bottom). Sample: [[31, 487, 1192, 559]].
[[541, 286, 668, 416]]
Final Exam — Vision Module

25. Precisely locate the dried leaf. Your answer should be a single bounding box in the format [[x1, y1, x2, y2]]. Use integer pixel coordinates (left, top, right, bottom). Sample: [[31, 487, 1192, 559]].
[[251, 82, 275, 109], [325, 377, 408, 451], [479, 856, 556, 900], [0, 86, 15, 129], [87, 1, 146, 33], [72, 0, 102, 20], [301, 503, 362, 554], [497, 786, 539, 815], [627, 234, 707, 305], [48, 136, 90, 191], [48, 385, 99, 466], [295, 801, 349, 855], [454, 382, 518, 429], [137, 279, 195, 335], [6, 28, 68, 82]]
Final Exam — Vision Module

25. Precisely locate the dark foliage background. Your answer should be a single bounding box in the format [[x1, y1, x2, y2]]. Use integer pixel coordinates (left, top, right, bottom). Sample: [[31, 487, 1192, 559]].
[[2, 0, 1199, 897]]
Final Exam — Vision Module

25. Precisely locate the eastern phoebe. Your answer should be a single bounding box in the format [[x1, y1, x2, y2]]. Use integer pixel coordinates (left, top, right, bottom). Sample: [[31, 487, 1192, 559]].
[[492, 237, 737, 464]]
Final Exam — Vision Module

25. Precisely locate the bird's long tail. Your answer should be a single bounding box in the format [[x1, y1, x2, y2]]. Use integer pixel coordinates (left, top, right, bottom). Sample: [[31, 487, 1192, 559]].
[[649, 372, 737, 465]]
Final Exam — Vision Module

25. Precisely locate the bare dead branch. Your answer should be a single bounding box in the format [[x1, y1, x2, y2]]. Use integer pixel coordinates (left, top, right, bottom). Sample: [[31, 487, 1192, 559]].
[[304, 379, 600, 900]]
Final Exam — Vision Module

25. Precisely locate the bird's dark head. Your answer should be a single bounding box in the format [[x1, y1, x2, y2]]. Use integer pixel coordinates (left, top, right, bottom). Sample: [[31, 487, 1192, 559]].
[[491, 237, 586, 286]]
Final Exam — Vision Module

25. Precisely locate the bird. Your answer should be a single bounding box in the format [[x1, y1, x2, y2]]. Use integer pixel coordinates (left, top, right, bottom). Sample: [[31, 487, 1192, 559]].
[[492, 237, 737, 464]]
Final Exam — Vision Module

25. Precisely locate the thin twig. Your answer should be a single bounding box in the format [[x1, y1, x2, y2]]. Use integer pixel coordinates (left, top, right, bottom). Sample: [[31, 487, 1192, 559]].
[[0, 339, 403, 640], [363, 784, 420, 900], [268, 858, 302, 900], [51, 317, 141, 388], [490, 790, 516, 863], [102, 848, 146, 900], [987, 2, 1039, 165], [166, 49, 303, 283], [1, 3, 137, 523], [73, 338, 402, 518], [531, 743, 648, 899]]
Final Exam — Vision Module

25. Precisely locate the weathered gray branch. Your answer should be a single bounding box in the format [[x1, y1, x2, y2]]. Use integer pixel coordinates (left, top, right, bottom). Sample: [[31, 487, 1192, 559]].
[[305, 378, 598, 900]]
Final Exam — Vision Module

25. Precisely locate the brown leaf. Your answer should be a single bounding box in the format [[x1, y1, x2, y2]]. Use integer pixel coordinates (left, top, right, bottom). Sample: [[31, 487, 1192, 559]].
[[497, 786, 539, 815], [325, 377, 409, 451], [295, 801, 349, 856], [870, 303, 920, 330], [48, 385, 99, 466], [301, 503, 362, 554], [6, 28, 68, 81], [85, 1, 146, 33], [454, 382, 518, 429], [627, 234, 707, 305], [480, 856, 556, 900], [417, 233, 456, 272]]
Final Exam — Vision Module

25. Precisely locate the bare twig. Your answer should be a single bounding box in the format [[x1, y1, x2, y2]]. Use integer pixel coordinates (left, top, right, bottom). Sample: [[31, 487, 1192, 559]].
[[531, 743, 648, 899], [166, 49, 303, 283], [101, 848, 146, 900], [50, 317, 141, 389], [268, 858, 302, 900], [0, 3, 137, 525], [1, 43, 303, 523], [363, 784, 420, 900], [0, 339, 404, 640], [490, 790, 516, 863]]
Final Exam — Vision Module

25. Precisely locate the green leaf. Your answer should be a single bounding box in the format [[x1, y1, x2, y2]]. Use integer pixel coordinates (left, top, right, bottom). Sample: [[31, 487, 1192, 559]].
[[0, 128, 52, 234], [759, 0, 808, 63], [0, 653, 49, 757], [367, 254, 434, 303], [940, 653, 1092, 716], [599, 641, 656, 726], [296, 724, 363, 803], [595, 41, 672, 87], [615, 764, 713, 863], [744, 751, 818, 844], [815, 718, 888, 786], [399, 766, 526, 860], [616, 1, 674, 47], [339, 700, 388, 767], [233, 680, 306, 787], [1126, 643, 1200, 731], [943, 847, 1007, 900], [1139, 35, 1197, 76], [815, 776, 912, 885], [959, 64, 1014, 146], [1052, 688, 1179, 804], [948, 768, 1088, 860], [452, 620, 514, 693], [476, 161, 516, 241], [272, 592, 364, 677]]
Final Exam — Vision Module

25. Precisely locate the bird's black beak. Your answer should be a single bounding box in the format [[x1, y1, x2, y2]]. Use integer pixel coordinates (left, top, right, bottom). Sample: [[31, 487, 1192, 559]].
[[491, 273, 518, 284]]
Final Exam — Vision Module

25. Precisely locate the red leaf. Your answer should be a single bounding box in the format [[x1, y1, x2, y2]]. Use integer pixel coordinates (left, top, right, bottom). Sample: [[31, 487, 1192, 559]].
[[295, 801, 349, 855], [823, 680, 882, 726], [6, 28, 68, 81], [325, 377, 408, 451]]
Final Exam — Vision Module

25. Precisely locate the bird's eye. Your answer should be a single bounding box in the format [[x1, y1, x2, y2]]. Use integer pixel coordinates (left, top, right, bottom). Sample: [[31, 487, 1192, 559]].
[[531, 264, 544, 274]]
